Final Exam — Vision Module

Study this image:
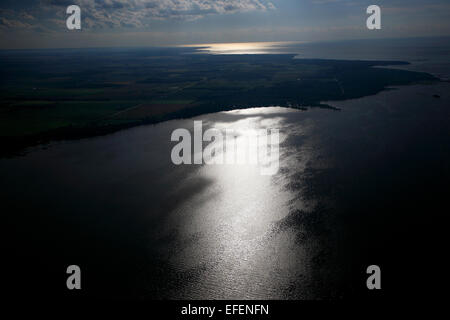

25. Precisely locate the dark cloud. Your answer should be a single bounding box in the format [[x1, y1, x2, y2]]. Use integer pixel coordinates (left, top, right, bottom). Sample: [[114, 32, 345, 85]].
[[0, 0, 276, 30]]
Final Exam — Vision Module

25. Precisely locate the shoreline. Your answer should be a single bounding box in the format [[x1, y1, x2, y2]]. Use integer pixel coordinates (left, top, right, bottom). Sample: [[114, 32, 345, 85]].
[[0, 58, 440, 158]]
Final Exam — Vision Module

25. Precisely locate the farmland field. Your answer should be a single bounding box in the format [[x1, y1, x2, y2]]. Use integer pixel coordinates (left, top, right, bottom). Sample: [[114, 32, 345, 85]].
[[0, 48, 438, 155]]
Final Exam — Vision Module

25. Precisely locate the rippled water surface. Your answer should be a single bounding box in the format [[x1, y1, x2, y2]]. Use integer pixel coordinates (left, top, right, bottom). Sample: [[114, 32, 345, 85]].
[[2, 80, 449, 298], [3, 38, 450, 298]]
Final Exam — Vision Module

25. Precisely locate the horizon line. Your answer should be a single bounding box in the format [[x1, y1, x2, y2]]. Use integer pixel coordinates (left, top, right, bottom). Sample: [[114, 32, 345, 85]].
[[1, 35, 449, 52]]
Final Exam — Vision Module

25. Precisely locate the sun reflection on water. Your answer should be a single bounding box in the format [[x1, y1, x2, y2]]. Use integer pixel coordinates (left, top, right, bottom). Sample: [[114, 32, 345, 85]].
[[179, 41, 300, 55], [165, 107, 316, 299]]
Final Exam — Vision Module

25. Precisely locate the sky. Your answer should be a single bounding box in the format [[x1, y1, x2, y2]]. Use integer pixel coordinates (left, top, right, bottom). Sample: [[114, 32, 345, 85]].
[[0, 0, 449, 49]]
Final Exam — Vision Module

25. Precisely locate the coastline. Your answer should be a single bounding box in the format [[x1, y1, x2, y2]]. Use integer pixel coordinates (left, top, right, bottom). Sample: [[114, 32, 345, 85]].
[[0, 58, 440, 158]]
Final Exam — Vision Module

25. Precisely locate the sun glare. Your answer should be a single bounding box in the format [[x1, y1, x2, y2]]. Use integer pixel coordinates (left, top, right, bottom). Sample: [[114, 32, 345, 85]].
[[179, 41, 300, 54]]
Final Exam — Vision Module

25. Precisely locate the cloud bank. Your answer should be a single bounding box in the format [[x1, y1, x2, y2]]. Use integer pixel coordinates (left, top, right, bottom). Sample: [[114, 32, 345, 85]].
[[0, 0, 276, 31]]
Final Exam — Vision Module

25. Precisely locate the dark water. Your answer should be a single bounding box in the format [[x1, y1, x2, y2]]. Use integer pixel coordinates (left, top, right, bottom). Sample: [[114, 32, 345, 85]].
[[2, 39, 450, 299]]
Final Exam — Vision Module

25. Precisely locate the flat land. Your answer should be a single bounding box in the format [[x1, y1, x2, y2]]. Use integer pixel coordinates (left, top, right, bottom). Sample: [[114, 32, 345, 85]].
[[0, 47, 438, 155]]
